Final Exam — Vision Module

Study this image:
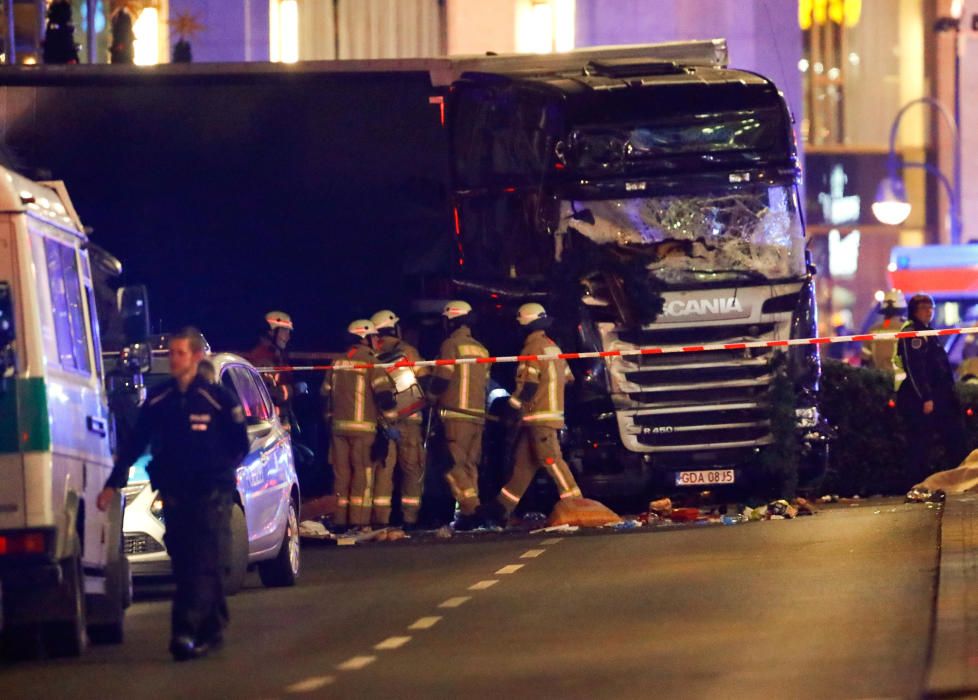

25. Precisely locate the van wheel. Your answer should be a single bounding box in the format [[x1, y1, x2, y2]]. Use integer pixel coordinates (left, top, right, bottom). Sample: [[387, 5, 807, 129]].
[[258, 499, 300, 588], [43, 554, 87, 658], [87, 556, 129, 645], [224, 503, 249, 596]]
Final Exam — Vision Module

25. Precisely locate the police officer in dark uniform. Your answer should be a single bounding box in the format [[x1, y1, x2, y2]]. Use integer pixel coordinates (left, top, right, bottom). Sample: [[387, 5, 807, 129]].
[[897, 293, 968, 483], [97, 327, 248, 661]]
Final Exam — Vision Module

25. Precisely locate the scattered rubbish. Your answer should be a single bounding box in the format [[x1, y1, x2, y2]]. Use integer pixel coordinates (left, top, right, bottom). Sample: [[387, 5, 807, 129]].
[[435, 525, 453, 540], [668, 507, 701, 523], [548, 497, 622, 527], [298, 519, 330, 539], [648, 497, 673, 516], [605, 519, 643, 531], [720, 514, 744, 525], [794, 497, 818, 516], [530, 524, 580, 534], [518, 511, 548, 527], [819, 494, 840, 503], [767, 499, 798, 519]]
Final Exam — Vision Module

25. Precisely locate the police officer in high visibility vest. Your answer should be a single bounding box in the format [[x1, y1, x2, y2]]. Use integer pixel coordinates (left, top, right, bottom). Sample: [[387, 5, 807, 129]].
[[321, 319, 395, 530], [370, 309, 428, 529], [97, 328, 248, 661], [482, 303, 582, 527], [427, 300, 490, 531], [896, 293, 968, 483]]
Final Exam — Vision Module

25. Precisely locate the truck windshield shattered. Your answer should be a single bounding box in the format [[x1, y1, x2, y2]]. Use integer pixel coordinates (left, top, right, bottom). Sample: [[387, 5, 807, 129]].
[[558, 183, 806, 286]]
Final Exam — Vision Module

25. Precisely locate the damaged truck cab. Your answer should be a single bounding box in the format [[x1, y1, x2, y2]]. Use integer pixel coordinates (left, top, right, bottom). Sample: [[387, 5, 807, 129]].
[[448, 41, 827, 498]]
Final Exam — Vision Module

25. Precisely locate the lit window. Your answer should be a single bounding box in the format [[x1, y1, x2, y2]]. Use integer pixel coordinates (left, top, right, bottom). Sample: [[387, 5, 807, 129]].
[[269, 0, 299, 63], [516, 0, 575, 54], [134, 8, 159, 66]]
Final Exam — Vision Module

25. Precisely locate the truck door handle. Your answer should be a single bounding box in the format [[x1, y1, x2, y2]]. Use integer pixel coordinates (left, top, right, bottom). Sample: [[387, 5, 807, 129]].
[[87, 415, 107, 437]]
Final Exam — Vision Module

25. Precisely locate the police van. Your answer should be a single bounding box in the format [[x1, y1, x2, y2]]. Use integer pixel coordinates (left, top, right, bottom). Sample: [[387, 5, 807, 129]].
[[0, 169, 129, 657]]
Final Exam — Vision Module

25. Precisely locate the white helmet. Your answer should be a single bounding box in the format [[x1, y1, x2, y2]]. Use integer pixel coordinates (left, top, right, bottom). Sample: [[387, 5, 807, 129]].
[[881, 289, 906, 311], [265, 310, 293, 331], [370, 309, 400, 331], [347, 319, 378, 339], [442, 300, 472, 319], [516, 302, 547, 326]]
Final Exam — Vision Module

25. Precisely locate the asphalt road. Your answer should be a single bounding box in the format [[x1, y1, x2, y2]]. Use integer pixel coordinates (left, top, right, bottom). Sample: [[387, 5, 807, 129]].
[[0, 500, 940, 699]]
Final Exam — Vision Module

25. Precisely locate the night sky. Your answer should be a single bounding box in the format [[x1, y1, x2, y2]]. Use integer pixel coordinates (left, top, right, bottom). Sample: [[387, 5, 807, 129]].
[[0, 67, 453, 352]]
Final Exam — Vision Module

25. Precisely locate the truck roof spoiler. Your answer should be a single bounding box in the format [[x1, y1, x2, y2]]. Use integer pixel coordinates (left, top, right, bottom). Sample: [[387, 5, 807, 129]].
[[0, 40, 727, 88]]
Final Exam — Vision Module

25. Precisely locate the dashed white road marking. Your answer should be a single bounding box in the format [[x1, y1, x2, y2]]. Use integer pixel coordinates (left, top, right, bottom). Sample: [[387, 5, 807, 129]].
[[496, 564, 524, 575], [285, 676, 335, 693], [374, 636, 412, 650], [469, 579, 499, 590], [438, 596, 472, 608], [408, 616, 442, 630], [540, 537, 564, 545], [337, 656, 377, 671], [521, 549, 545, 559]]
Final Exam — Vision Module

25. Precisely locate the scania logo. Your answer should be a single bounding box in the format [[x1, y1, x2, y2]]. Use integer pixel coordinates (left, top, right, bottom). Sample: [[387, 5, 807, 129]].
[[661, 297, 749, 320]]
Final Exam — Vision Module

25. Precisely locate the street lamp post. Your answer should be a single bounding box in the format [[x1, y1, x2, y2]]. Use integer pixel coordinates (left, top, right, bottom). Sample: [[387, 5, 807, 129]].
[[872, 97, 962, 244]]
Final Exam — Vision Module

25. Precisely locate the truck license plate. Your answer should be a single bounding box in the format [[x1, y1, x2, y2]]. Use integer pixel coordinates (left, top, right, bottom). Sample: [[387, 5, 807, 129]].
[[675, 469, 735, 486]]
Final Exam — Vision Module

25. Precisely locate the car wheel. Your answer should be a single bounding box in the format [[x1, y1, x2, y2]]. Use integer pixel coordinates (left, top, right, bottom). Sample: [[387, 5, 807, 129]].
[[258, 498, 300, 588], [223, 503, 249, 596]]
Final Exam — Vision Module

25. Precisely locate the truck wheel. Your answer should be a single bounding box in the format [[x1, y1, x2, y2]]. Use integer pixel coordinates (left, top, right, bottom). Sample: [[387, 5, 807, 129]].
[[223, 503, 249, 596], [43, 554, 87, 658], [258, 499, 300, 588]]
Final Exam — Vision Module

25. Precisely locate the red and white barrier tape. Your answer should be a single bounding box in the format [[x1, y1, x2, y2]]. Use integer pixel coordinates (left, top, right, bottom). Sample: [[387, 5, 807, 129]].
[[255, 325, 978, 374]]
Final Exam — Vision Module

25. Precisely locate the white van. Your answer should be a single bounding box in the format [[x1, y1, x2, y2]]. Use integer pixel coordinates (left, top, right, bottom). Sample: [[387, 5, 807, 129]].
[[0, 170, 128, 657]]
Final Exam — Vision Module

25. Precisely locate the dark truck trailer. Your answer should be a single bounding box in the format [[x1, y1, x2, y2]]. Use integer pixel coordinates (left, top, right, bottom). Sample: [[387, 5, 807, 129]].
[[0, 40, 825, 500]]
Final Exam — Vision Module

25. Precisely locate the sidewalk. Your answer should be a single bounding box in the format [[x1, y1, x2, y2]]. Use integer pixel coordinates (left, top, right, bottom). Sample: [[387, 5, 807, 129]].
[[927, 494, 978, 696]]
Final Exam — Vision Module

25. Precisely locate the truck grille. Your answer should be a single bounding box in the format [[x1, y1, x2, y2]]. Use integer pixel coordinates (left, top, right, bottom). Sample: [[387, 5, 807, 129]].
[[124, 533, 165, 556], [596, 284, 800, 463]]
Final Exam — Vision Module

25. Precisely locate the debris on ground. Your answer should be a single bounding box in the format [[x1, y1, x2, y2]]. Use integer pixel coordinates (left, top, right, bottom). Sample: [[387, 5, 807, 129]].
[[648, 497, 673, 517], [298, 520, 330, 539], [548, 497, 622, 527]]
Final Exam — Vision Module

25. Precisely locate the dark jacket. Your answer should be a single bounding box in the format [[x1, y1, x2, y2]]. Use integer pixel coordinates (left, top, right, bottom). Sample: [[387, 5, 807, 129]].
[[105, 374, 249, 494], [897, 318, 956, 404]]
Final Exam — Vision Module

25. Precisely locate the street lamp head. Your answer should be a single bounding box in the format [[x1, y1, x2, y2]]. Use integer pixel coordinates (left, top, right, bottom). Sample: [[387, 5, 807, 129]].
[[872, 175, 912, 226]]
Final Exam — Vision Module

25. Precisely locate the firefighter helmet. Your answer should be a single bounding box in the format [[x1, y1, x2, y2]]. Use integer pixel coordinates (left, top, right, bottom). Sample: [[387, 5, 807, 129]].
[[881, 289, 906, 312], [347, 319, 378, 339], [265, 310, 293, 331], [370, 309, 400, 331], [516, 302, 547, 326], [442, 300, 473, 319]]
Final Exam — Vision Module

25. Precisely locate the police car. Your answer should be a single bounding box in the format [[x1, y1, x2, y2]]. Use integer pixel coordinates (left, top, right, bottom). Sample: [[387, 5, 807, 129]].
[[118, 351, 300, 593]]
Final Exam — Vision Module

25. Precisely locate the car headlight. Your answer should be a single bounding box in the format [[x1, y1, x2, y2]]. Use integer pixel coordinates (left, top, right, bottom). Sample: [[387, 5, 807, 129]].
[[150, 495, 165, 521], [795, 406, 818, 428]]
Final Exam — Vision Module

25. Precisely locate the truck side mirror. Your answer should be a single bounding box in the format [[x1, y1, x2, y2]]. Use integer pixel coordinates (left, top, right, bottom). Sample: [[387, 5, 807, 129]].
[[118, 285, 150, 344]]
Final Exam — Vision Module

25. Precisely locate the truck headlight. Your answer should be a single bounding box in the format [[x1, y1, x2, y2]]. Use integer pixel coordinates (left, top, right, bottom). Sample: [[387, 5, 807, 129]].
[[795, 406, 818, 428]]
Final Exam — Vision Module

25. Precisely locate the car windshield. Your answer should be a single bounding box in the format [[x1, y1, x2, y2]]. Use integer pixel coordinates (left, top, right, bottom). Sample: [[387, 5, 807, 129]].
[[557, 183, 806, 284]]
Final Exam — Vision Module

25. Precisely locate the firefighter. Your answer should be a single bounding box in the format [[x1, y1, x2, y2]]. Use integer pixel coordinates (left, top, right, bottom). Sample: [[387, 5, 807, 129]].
[[244, 310, 296, 429], [861, 289, 906, 374], [427, 300, 490, 530], [370, 309, 428, 529], [320, 319, 394, 531], [897, 293, 968, 484], [481, 303, 582, 527]]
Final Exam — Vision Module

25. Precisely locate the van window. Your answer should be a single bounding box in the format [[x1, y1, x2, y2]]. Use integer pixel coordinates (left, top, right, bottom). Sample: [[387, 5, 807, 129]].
[[44, 238, 92, 374], [86, 286, 103, 377]]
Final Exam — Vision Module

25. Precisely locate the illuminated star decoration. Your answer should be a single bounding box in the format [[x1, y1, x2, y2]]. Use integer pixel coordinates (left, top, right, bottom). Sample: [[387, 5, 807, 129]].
[[169, 11, 204, 40]]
